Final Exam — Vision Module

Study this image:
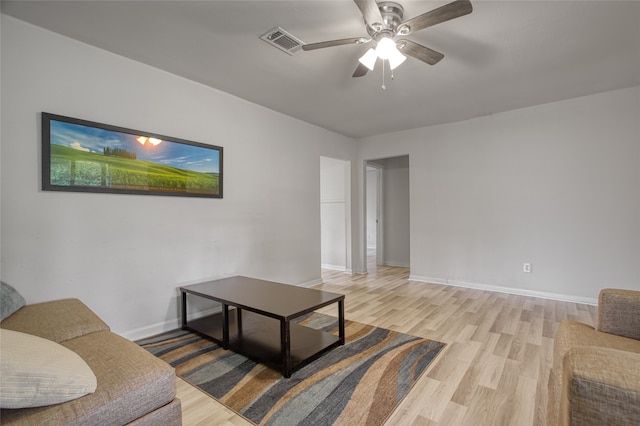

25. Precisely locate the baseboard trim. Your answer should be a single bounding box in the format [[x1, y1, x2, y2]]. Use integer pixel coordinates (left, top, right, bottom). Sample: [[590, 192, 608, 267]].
[[321, 264, 347, 272], [409, 275, 448, 285], [298, 278, 324, 288], [321, 267, 357, 275], [383, 261, 410, 268], [119, 306, 221, 341], [408, 275, 598, 306]]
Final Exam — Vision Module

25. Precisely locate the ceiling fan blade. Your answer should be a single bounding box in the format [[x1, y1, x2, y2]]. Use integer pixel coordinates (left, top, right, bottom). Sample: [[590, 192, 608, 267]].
[[354, 0, 385, 30], [302, 37, 367, 51], [401, 0, 472, 34], [352, 62, 370, 78], [397, 40, 444, 65]]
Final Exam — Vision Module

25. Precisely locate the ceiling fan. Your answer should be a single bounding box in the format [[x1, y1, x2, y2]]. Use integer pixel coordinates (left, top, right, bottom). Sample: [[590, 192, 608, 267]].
[[302, 0, 473, 77]]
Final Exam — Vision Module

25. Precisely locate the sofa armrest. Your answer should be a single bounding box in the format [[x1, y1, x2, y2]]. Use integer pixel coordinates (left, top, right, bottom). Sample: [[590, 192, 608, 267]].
[[597, 289, 640, 340], [560, 347, 640, 426]]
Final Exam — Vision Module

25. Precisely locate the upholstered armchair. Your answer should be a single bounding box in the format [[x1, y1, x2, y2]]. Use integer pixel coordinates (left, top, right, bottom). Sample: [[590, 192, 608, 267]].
[[547, 288, 640, 425]]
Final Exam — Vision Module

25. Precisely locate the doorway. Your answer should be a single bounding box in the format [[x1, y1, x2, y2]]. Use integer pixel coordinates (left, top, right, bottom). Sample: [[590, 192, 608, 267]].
[[366, 163, 383, 266], [365, 156, 410, 270]]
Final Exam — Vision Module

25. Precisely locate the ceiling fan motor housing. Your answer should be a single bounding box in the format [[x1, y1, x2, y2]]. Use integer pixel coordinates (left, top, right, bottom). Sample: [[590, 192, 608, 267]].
[[366, 2, 406, 38]]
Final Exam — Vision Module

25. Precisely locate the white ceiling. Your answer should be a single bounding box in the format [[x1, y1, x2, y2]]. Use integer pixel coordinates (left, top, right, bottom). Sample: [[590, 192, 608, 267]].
[[2, 1, 639, 138]]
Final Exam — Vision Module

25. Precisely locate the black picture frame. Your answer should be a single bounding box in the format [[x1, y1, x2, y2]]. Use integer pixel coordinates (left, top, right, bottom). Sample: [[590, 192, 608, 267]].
[[42, 112, 223, 198]]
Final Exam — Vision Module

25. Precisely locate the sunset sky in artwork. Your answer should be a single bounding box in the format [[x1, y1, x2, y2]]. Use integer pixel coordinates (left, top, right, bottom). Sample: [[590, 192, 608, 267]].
[[50, 120, 220, 174]]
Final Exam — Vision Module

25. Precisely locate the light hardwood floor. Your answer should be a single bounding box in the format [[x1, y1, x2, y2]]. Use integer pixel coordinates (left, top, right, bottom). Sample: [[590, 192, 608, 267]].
[[176, 262, 597, 425]]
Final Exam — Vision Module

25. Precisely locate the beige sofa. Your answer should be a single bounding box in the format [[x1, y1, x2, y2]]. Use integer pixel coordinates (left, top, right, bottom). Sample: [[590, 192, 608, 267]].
[[0, 297, 181, 425], [547, 288, 640, 425]]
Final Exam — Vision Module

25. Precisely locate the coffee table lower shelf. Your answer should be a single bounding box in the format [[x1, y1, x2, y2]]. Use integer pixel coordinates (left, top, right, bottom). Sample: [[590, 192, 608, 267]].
[[184, 309, 341, 375]]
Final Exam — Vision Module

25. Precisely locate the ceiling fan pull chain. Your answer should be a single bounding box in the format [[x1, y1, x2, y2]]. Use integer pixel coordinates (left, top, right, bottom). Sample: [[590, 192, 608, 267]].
[[381, 60, 386, 90]]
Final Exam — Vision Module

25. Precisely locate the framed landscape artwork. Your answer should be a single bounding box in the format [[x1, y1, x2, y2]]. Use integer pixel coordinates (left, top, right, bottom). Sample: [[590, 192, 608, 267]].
[[42, 113, 223, 198]]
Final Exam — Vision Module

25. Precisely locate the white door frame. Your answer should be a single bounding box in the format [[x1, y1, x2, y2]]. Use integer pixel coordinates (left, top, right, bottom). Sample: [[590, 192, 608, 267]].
[[366, 161, 384, 266]]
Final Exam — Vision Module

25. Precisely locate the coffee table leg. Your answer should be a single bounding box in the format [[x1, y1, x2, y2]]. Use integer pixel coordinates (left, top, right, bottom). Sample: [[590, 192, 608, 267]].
[[181, 291, 188, 330], [338, 300, 345, 345], [281, 319, 292, 378], [222, 304, 229, 349]]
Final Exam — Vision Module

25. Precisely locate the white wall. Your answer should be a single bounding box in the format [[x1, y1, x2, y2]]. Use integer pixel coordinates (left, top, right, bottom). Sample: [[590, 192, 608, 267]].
[[0, 12, 3, 281], [3, 15, 638, 336], [357, 87, 640, 302], [0, 16, 354, 338]]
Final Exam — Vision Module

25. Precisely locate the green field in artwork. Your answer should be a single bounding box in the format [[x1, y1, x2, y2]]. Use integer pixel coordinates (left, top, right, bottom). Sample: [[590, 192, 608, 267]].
[[50, 144, 219, 194]]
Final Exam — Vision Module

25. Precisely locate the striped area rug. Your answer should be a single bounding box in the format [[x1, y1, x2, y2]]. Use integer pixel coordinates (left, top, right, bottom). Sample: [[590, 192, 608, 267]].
[[139, 313, 445, 426]]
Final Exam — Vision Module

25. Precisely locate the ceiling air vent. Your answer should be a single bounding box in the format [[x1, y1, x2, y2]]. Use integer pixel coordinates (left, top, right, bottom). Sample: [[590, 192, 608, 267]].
[[260, 27, 304, 56]]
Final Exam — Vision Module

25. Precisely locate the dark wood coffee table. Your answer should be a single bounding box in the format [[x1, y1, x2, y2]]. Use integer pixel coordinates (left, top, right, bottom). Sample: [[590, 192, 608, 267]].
[[180, 276, 345, 377]]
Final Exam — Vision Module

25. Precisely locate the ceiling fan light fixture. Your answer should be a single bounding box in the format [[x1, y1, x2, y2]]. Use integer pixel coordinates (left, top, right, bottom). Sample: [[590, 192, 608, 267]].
[[359, 48, 378, 71], [387, 48, 406, 70], [375, 36, 406, 70], [375, 37, 396, 60]]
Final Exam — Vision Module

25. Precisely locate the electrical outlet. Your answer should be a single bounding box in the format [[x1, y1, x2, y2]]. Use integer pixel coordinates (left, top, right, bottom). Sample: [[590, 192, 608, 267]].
[[523, 263, 532, 273]]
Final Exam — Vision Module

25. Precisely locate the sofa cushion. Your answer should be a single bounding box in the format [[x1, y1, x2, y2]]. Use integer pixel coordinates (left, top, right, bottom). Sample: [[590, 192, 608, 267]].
[[598, 289, 640, 340], [0, 298, 109, 343], [562, 347, 640, 425], [548, 320, 640, 426], [0, 282, 26, 322], [0, 329, 97, 409], [0, 331, 177, 425], [552, 321, 640, 372], [127, 398, 182, 426]]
